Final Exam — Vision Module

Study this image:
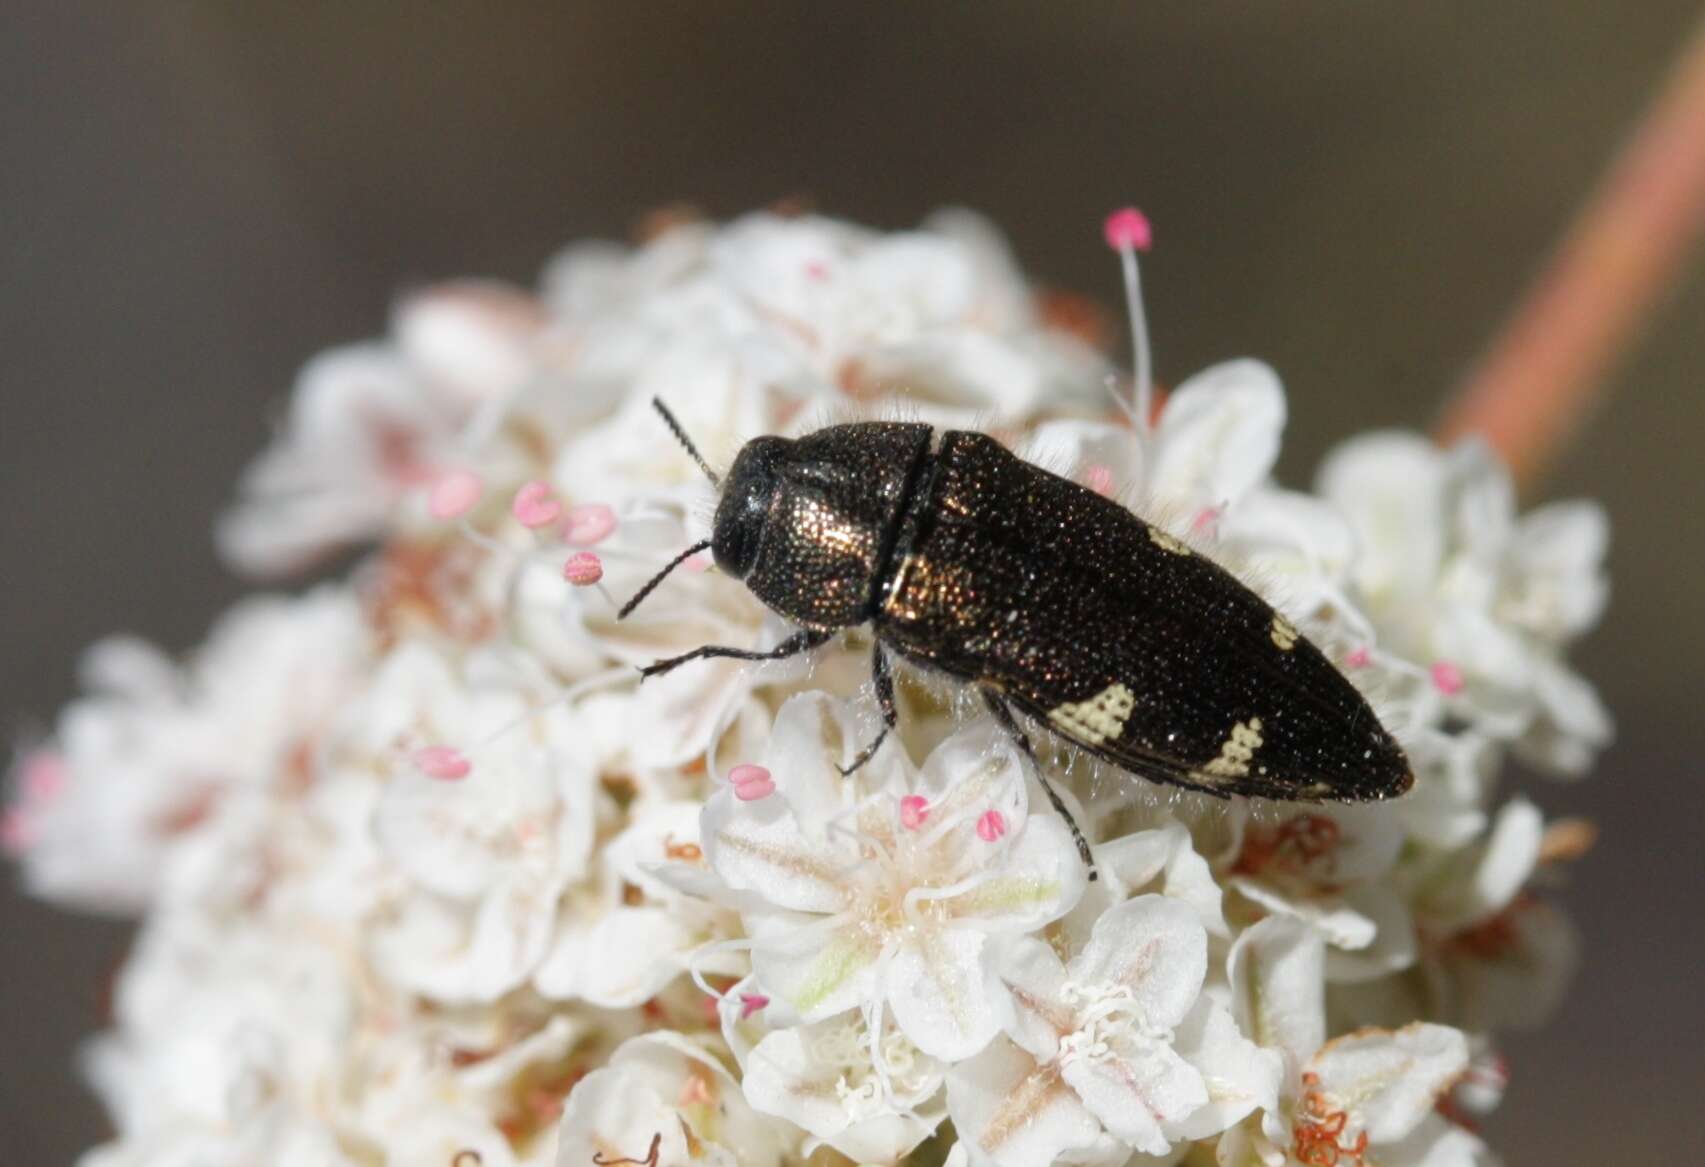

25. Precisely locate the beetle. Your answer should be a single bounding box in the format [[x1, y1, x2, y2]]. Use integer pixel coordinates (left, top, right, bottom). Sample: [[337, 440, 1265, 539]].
[[622, 399, 1413, 877]]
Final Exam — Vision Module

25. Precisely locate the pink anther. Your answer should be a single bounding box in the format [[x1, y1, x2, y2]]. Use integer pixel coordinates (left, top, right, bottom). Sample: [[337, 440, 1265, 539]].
[[411, 745, 472, 781], [1082, 464, 1116, 496], [20, 751, 66, 804], [562, 503, 617, 546], [562, 552, 603, 586], [976, 809, 1008, 842], [1343, 646, 1371, 670], [729, 763, 775, 801], [511, 481, 563, 528], [1102, 207, 1153, 253], [1431, 661, 1466, 696], [804, 260, 830, 281], [899, 795, 930, 830], [1191, 505, 1224, 536], [0, 807, 34, 854], [684, 553, 712, 573], [738, 992, 770, 1019], [428, 469, 484, 519]]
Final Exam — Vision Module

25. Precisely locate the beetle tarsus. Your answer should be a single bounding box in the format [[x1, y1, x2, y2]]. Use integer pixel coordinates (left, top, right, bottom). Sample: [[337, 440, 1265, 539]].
[[840, 643, 899, 776], [981, 689, 1099, 882]]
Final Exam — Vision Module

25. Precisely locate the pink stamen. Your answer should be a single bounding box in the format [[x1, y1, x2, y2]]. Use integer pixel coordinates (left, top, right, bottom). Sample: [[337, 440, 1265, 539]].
[[411, 745, 471, 781], [729, 763, 776, 802], [561, 503, 617, 546], [1082, 464, 1115, 496], [738, 992, 770, 1019], [1102, 207, 1154, 253], [899, 794, 930, 830], [1343, 646, 1372, 669], [976, 809, 1008, 842], [1432, 660, 1466, 696], [804, 260, 830, 281], [20, 751, 66, 804], [1191, 505, 1224, 536], [0, 807, 34, 854], [562, 552, 603, 586], [511, 481, 563, 528], [428, 469, 483, 520]]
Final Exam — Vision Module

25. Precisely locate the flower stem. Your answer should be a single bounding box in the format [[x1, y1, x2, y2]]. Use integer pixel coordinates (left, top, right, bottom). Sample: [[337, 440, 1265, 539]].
[[1436, 15, 1705, 491]]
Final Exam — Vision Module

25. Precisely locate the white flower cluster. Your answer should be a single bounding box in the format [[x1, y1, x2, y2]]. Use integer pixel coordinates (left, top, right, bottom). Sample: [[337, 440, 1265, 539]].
[[7, 209, 1610, 1167]]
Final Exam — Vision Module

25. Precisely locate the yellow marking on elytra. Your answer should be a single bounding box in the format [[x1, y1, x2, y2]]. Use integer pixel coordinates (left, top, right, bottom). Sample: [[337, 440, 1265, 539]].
[[1048, 683, 1137, 746], [1195, 717, 1264, 782], [1271, 614, 1298, 650], [1148, 526, 1190, 555]]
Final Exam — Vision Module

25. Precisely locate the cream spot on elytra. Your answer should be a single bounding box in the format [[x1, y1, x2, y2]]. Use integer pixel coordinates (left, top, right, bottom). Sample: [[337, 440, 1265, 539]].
[[1049, 683, 1137, 746], [1148, 526, 1190, 556], [1194, 718, 1264, 782], [1270, 614, 1298, 651]]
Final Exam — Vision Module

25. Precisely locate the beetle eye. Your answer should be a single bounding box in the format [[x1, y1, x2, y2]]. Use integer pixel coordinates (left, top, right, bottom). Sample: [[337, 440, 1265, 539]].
[[712, 437, 786, 579]]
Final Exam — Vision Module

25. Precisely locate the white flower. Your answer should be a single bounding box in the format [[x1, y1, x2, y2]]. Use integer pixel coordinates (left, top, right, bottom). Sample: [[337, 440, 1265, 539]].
[[946, 895, 1267, 1165], [555, 1031, 790, 1167], [694, 692, 1086, 1061], [739, 1007, 947, 1162], [10, 588, 370, 912], [1220, 801, 1417, 983], [1318, 432, 1612, 773], [10, 207, 1615, 1167], [1224, 916, 1484, 1166], [351, 642, 595, 1003], [219, 283, 542, 575]]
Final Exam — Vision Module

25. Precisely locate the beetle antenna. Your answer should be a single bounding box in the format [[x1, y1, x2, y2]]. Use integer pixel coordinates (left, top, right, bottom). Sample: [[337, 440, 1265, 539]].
[[617, 540, 713, 620], [652, 398, 720, 486]]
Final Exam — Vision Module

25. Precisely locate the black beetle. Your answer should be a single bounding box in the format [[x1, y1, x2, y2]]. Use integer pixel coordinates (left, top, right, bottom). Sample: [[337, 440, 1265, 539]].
[[622, 400, 1413, 876]]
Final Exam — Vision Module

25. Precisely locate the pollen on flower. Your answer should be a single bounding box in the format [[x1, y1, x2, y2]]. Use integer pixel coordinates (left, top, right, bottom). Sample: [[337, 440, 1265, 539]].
[[1082, 464, 1116, 496], [1293, 1071, 1369, 1167], [20, 751, 66, 804], [428, 469, 483, 519], [899, 794, 930, 830], [976, 809, 1008, 842], [1431, 660, 1466, 695], [511, 481, 563, 528], [410, 745, 471, 780], [738, 991, 770, 1018], [1343, 646, 1372, 669], [562, 552, 604, 586], [562, 503, 617, 546], [1102, 206, 1154, 253], [1, 806, 35, 855], [1232, 813, 1341, 877], [729, 763, 776, 801]]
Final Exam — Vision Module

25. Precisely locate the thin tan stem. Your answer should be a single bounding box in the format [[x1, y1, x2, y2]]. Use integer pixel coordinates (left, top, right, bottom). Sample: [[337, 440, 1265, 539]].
[[1436, 15, 1705, 491]]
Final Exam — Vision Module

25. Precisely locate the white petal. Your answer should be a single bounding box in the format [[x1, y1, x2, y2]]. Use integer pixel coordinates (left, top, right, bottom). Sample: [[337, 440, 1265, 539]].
[[1228, 915, 1325, 1068], [946, 1037, 1103, 1167], [888, 926, 1012, 1061], [1169, 1000, 1284, 1140], [1316, 430, 1446, 606], [1309, 1023, 1469, 1144], [1073, 895, 1208, 1031], [1151, 359, 1285, 507], [998, 936, 1074, 1061], [1060, 1036, 1206, 1155], [748, 911, 883, 1021]]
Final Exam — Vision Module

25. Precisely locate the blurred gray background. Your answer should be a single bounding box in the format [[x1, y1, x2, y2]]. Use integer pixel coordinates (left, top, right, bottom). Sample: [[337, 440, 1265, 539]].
[[3, 4, 1703, 1163]]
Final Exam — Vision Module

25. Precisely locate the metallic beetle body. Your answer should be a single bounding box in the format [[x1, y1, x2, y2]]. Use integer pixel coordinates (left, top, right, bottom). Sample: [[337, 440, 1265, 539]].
[[702, 419, 1413, 804]]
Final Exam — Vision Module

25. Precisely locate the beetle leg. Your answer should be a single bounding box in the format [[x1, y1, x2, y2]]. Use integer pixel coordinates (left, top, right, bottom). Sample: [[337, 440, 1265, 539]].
[[839, 643, 898, 776], [638, 628, 832, 680], [980, 689, 1099, 882]]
